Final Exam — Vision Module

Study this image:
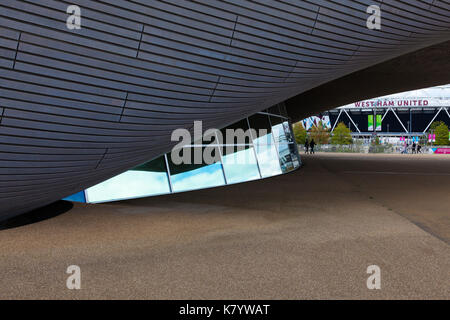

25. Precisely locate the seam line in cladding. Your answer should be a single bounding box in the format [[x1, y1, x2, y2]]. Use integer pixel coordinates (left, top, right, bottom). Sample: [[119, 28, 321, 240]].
[[95, 148, 109, 170], [12, 31, 21, 69], [310, 6, 320, 35], [209, 76, 221, 103], [230, 15, 239, 47], [119, 92, 129, 123], [136, 24, 145, 58]]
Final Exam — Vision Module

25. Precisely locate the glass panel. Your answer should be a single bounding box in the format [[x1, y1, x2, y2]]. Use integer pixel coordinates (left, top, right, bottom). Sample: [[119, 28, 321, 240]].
[[249, 113, 272, 138], [254, 134, 283, 177], [168, 146, 226, 193], [288, 143, 301, 169], [219, 118, 252, 146], [271, 120, 294, 173], [282, 121, 295, 144], [133, 155, 168, 172], [270, 117, 286, 141], [283, 121, 301, 168], [63, 191, 86, 203], [248, 114, 282, 178], [221, 144, 261, 184], [85, 156, 171, 203]]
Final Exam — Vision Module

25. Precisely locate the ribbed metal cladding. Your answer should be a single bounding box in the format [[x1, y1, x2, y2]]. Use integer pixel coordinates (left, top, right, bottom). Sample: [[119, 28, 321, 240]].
[[0, 0, 449, 219]]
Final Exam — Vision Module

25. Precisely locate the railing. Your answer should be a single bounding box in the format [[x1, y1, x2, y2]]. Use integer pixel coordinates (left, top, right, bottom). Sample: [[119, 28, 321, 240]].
[[303, 144, 370, 153], [300, 144, 450, 154]]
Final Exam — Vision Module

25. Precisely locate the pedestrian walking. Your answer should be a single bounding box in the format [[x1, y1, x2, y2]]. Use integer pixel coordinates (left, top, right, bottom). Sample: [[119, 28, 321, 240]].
[[309, 139, 316, 154], [304, 139, 309, 154], [402, 142, 408, 154]]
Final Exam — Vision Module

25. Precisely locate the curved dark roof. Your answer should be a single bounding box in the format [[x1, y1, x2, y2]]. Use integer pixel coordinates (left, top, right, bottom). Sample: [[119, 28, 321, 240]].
[[0, 0, 449, 219]]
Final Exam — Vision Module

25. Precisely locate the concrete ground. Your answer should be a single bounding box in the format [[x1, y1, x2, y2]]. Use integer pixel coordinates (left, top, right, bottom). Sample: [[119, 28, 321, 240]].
[[0, 153, 449, 299]]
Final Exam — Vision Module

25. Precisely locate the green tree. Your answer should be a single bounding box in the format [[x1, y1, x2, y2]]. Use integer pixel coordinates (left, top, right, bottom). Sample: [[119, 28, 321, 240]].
[[331, 122, 353, 145], [310, 121, 330, 144], [429, 121, 444, 132], [434, 122, 449, 146], [292, 122, 307, 145]]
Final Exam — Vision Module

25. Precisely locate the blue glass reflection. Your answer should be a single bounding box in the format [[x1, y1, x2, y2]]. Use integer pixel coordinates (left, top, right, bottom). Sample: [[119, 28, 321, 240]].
[[170, 162, 225, 193], [253, 133, 282, 178], [221, 147, 261, 184], [85, 170, 171, 203], [63, 191, 86, 203]]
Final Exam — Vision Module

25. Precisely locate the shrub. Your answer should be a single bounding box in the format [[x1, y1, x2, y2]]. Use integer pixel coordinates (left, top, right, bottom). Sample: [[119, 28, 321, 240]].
[[292, 122, 307, 145], [434, 122, 449, 146], [310, 121, 330, 144], [331, 122, 353, 145]]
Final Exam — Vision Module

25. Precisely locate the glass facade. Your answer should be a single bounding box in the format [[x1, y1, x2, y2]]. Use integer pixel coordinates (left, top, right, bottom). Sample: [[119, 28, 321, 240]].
[[167, 146, 226, 193], [64, 105, 301, 204], [248, 114, 283, 178], [271, 116, 300, 173], [84, 156, 171, 203], [221, 145, 260, 184]]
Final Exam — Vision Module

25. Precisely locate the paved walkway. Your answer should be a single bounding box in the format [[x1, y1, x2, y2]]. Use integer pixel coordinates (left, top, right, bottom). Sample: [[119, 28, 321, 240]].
[[1, 153, 449, 299]]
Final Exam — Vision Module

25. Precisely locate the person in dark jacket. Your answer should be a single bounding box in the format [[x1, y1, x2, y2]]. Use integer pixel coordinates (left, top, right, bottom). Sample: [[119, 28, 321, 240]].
[[309, 139, 316, 154], [304, 139, 309, 154]]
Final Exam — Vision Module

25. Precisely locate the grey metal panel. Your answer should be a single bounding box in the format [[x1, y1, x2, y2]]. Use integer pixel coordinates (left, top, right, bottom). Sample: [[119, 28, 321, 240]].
[[0, 0, 449, 220]]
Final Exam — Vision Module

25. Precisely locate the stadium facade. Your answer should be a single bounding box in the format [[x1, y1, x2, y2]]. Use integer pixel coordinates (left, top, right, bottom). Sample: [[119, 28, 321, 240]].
[[0, 1, 450, 220], [304, 85, 450, 136]]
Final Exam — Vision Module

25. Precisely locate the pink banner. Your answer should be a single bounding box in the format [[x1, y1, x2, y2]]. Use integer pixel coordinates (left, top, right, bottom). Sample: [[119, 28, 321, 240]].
[[433, 148, 450, 154]]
